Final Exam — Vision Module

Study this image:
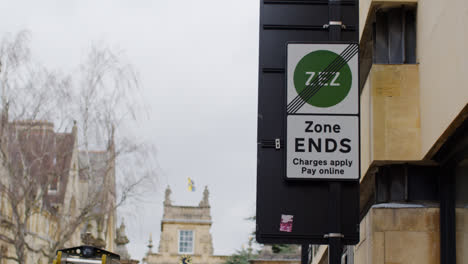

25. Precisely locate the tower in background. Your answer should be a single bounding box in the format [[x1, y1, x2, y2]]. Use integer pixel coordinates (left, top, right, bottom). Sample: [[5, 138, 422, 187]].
[[143, 186, 227, 264]]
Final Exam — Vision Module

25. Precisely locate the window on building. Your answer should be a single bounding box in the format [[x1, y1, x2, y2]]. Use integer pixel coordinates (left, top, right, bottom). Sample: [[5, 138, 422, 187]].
[[48, 174, 59, 194], [373, 6, 416, 64], [178, 230, 194, 254]]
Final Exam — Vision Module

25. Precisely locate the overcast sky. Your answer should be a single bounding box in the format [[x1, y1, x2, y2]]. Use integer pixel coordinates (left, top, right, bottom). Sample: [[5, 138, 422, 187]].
[[0, 0, 259, 260]]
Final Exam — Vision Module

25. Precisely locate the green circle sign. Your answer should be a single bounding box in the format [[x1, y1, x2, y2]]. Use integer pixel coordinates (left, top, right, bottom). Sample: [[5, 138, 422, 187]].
[[293, 50, 352, 108]]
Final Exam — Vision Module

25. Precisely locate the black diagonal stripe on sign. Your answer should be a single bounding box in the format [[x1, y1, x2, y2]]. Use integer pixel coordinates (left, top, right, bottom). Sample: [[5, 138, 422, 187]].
[[287, 45, 358, 113], [287, 44, 357, 113], [287, 44, 358, 114], [288, 45, 358, 113], [286, 45, 357, 113]]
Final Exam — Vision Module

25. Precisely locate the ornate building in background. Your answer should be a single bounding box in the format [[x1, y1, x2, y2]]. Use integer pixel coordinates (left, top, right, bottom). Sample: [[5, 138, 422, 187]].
[[143, 186, 227, 264], [0, 118, 118, 264]]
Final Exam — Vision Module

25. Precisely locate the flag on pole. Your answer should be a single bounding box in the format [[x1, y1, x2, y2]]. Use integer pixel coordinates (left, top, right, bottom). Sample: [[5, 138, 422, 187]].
[[187, 177, 195, 192]]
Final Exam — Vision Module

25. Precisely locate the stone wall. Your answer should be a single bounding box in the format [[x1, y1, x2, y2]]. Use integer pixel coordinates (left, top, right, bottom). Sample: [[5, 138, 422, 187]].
[[157, 223, 214, 256], [354, 207, 440, 264], [370, 64, 421, 161], [418, 0, 468, 157]]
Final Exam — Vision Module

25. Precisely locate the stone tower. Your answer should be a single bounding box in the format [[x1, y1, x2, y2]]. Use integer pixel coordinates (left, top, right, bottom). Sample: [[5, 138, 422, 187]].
[[143, 186, 226, 264]]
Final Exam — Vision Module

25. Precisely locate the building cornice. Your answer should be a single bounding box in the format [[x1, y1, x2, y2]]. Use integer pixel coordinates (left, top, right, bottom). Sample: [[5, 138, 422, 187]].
[[161, 219, 212, 225], [166, 205, 210, 209]]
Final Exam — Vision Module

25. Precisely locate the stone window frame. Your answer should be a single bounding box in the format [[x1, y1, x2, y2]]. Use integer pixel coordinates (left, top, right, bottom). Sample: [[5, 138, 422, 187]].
[[178, 230, 194, 255]]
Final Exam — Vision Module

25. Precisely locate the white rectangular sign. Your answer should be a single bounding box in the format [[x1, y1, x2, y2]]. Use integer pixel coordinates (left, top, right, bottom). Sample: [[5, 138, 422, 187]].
[[286, 43, 360, 180], [286, 115, 359, 179]]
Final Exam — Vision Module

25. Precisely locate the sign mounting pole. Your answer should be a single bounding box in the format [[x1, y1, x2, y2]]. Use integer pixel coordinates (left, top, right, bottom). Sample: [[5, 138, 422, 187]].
[[328, 1, 343, 264], [301, 244, 309, 264]]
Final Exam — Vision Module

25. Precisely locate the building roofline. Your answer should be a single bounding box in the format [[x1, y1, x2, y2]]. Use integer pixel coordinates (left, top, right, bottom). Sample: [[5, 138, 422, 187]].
[[165, 205, 210, 209], [161, 219, 212, 225]]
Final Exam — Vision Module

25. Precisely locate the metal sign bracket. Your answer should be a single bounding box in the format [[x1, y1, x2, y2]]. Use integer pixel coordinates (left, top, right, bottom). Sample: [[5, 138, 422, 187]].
[[275, 138, 281, 150], [260, 139, 283, 149], [324, 233, 345, 238], [323, 21, 346, 29]]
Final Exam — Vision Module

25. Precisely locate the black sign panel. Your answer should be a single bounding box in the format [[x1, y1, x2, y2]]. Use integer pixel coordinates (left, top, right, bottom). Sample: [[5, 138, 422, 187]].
[[256, 0, 360, 245]]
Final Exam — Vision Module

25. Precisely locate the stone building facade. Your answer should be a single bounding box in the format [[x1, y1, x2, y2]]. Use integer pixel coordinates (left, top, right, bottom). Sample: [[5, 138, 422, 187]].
[[310, 1, 468, 264], [143, 186, 227, 264]]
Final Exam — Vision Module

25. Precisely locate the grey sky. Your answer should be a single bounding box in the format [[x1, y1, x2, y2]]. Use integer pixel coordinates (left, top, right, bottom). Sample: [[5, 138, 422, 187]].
[[0, 0, 259, 260]]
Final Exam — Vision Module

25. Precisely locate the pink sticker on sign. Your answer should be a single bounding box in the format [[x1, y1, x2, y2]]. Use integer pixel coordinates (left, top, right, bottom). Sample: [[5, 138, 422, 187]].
[[279, 214, 294, 232]]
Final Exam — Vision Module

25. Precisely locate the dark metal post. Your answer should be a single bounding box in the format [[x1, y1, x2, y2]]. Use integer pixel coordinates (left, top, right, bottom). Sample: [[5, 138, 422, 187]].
[[329, 0, 342, 41], [328, 1, 343, 264], [301, 244, 309, 264], [440, 166, 455, 264], [328, 182, 342, 264]]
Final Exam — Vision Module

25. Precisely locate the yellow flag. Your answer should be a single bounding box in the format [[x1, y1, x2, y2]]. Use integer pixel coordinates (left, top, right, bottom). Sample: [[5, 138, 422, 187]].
[[187, 177, 195, 192]]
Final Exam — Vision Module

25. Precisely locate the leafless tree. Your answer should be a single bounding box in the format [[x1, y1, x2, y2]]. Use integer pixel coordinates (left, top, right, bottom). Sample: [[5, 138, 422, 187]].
[[0, 31, 157, 264]]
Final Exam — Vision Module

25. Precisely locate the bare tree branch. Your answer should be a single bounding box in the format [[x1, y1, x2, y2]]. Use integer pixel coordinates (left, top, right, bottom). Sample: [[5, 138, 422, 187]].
[[0, 31, 157, 264]]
